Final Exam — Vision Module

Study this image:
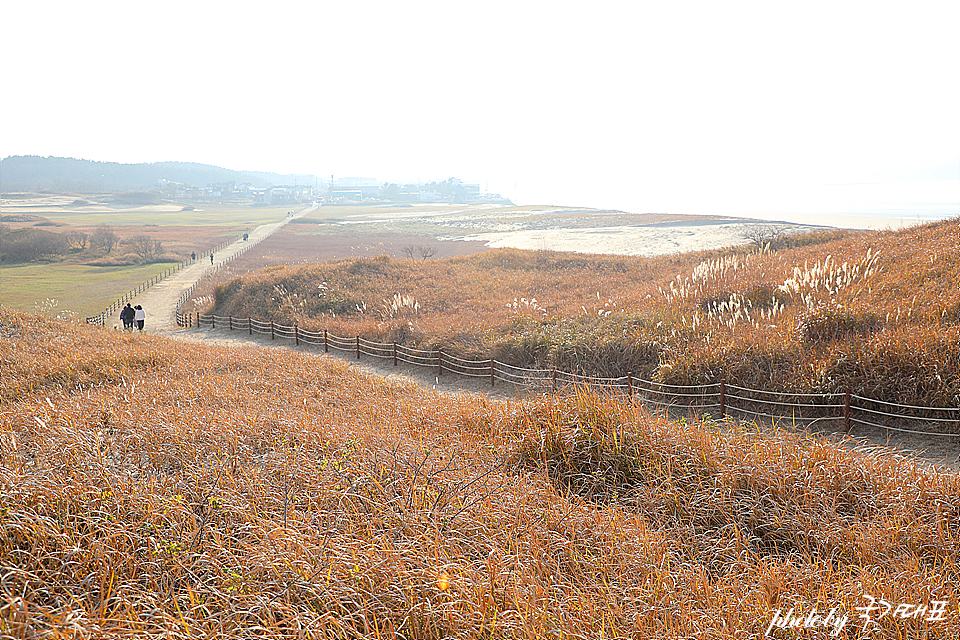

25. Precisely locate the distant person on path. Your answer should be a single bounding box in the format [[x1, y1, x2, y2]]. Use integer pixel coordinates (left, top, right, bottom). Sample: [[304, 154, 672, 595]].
[[134, 305, 146, 332], [120, 303, 134, 330], [191, 251, 196, 261], [210, 254, 214, 264]]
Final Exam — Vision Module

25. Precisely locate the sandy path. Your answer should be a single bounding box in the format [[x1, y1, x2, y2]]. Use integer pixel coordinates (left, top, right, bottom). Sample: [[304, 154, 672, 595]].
[[124, 206, 317, 330], [159, 323, 528, 401]]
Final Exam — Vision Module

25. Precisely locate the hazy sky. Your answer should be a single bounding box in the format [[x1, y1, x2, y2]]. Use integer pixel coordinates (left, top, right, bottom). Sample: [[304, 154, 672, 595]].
[[2, 1, 957, 227]]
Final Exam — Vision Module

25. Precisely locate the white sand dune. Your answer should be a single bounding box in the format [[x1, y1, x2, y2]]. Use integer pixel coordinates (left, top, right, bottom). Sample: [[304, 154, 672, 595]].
[[442, 221, 826, 257]]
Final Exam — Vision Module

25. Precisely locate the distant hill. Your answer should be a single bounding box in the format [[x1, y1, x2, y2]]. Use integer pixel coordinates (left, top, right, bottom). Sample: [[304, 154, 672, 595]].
[[0, 156, 323, 193]]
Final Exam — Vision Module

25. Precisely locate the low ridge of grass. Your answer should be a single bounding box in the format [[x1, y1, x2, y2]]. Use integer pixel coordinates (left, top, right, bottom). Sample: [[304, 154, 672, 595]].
[[207, 218, 960, 409], [1, 309, 958, 638]]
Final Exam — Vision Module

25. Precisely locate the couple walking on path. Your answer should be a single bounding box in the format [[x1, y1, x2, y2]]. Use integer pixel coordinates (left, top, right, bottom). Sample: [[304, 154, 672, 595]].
[[120, 303, 146, 331]]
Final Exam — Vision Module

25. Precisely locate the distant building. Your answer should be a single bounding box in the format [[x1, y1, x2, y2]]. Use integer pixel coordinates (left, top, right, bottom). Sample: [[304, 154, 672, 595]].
[[396, 185, 422, 202], [327, 183, 380, 202], [455, 182, 481, 203], [206, 181, 236, 198], [262, 187, 295, 205], [328, 189, 363, 202], [319, 176, 505, 205], [251, 186, 315, 205]]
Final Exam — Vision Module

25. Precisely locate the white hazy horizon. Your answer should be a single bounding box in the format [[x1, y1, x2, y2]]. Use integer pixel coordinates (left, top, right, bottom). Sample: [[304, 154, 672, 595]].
[[1, 1, 957, 232]]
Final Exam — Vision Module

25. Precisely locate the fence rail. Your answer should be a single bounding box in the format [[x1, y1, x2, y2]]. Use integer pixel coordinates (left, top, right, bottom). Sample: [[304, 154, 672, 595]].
[[177, 312, 960, 438]]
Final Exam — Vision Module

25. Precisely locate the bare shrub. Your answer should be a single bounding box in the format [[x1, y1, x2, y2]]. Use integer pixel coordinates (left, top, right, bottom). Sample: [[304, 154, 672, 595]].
[[403, 244, 439, 260], [64, 229, 88, 250], [417, 245, 439, 260], [742, 223, 788, 251], [128, 234, 163, 262], [0, 228, 68, 262], [90, 224, 120, 253]]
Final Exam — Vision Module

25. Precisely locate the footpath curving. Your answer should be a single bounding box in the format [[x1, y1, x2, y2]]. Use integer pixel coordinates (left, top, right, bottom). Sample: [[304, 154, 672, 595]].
[[179, 312, 960, 441], [167, 313, 960, 470]]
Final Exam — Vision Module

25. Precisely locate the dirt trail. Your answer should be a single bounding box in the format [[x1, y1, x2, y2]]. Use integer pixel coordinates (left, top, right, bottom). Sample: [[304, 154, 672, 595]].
[[119, 206, 317, 331], [159, 324, 527, 401], [121, 206, 960, 472]]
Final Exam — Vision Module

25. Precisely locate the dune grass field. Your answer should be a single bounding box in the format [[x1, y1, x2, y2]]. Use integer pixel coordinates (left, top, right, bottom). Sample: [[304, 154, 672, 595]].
[[204, 218, 960, 412], [2, 307, 960, 639], [1, 214, 959, 637]]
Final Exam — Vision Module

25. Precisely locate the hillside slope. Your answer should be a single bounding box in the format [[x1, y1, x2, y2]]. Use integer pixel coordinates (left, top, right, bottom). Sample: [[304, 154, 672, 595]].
[[1, 309, 959, 638], [208, 218, 960, 409]]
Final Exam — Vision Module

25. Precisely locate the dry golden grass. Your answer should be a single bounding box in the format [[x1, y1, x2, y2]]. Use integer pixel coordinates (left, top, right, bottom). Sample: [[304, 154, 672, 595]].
[[2, 309, 959, 638], [206, 218, 960, 409]]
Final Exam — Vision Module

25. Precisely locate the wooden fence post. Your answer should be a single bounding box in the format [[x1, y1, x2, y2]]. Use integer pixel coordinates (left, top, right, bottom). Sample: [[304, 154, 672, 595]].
[[228, 316, 233, 331], [294, 324, 299, 346], [719, 380, 726, 418], [628, 372, 633, 399], [211, 315, 215, 329], [844, 389, 852, 432], [393, 342, 398, 367], [490, 359, 495, 387], [356, 336, 360, 360], [324, 329, 328, 353], [196, 312, 200, 327], [270, 321, 275, 340], [248, 317, 252, 335]]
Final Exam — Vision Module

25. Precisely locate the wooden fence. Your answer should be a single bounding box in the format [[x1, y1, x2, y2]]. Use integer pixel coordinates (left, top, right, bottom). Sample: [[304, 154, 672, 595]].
[[177, 312, 960, 439]]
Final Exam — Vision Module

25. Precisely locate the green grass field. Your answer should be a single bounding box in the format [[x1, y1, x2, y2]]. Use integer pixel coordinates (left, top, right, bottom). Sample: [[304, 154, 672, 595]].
[[0, 261, 179, 318]]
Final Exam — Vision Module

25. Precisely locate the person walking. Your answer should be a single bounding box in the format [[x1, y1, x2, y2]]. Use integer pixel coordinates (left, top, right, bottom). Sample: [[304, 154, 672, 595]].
[[191, 251, 196, 262], [120, 303, 134, 330], [134, 305, 146, 332], [210, 254, 214, 264]]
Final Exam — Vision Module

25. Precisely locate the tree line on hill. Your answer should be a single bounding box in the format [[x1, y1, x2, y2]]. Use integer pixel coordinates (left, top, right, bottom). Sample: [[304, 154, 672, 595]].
[[0, 156, 321, 193]]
